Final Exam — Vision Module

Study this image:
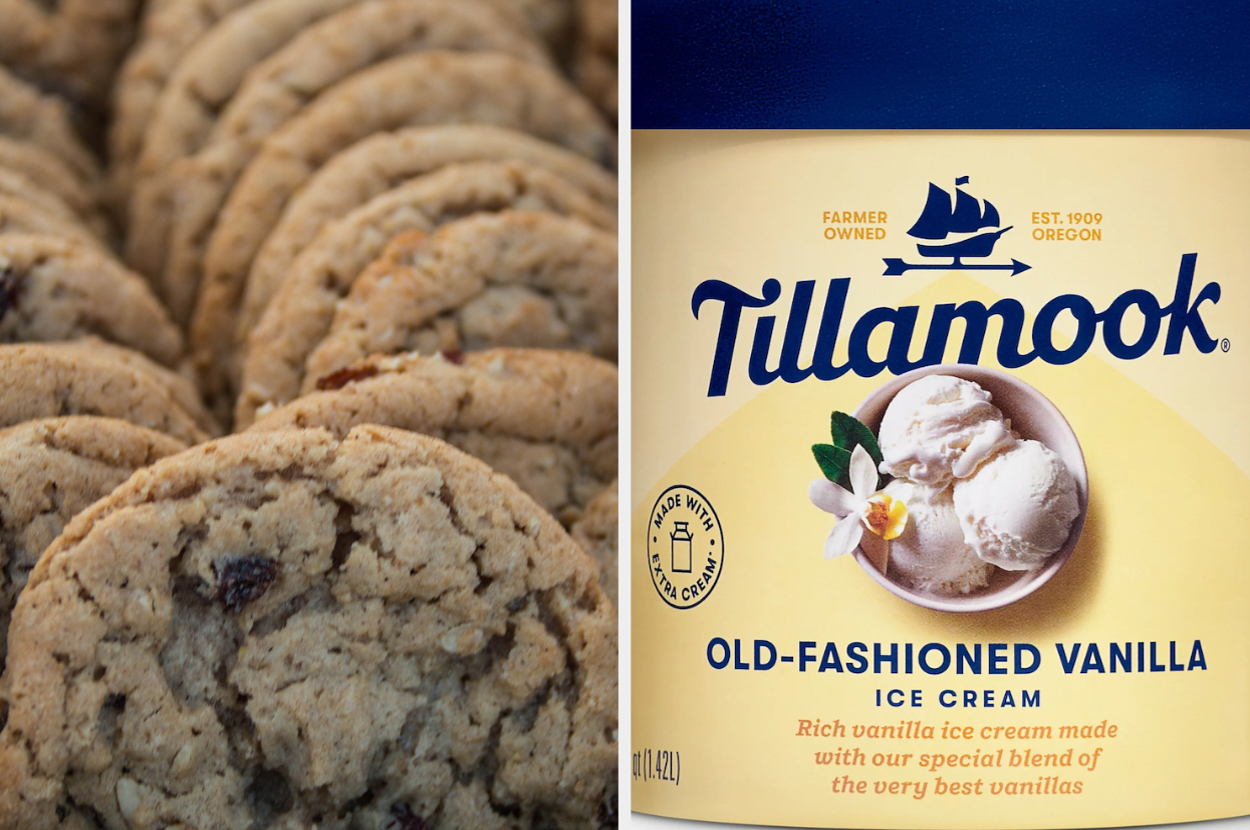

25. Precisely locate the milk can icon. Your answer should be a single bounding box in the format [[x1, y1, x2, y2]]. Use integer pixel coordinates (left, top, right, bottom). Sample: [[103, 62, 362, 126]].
[[671, 521, 694, 573]]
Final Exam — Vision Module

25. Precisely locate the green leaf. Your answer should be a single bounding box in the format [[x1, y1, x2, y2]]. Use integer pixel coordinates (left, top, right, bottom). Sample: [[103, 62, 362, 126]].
[[832, 412, 884, 467], [829, 412, 850, 448], [812, 443, 851, 486]]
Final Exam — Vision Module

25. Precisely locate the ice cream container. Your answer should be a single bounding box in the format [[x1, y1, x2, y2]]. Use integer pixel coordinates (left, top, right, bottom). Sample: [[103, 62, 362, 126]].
[[630, 2, 1250, 828]]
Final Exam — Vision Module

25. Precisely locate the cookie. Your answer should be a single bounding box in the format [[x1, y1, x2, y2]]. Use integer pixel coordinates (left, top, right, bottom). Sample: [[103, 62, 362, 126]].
[[571, 480, 617, 605], [0, 424, 617, 829], [0, 235, 184, 367], [108, 0, 567, 216], [225, 160, 614, 426], [0, 64, 100, 183], [0, 167, 110, 242], [300, 209, 618, 410], [0, 341, 220, 444], [244, 124, 617, 349], [0, 417, 187, 674], [509, 0, 575, 57], [108, 0, 255, 215], [575, 0, 617, 119], [125, 0, 372, 279], [0, 193, 110, 255], [0, 0, 141, 113], [248, 349, 618, 527], [0, 136, 103, 228], [197, 48, 614, 391], [152, 0, 548, 322]]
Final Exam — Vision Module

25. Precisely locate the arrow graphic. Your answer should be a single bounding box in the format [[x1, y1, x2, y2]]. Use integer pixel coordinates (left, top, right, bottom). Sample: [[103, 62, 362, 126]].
[[883, 258, 1032, 277]]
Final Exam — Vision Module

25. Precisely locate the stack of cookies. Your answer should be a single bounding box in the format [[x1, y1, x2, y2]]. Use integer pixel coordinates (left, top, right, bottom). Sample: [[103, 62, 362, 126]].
[[0, 1, 619, 827]]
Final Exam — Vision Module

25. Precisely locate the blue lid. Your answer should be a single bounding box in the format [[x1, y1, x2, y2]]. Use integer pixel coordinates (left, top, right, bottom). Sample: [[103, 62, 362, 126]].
[[632, 0, 1250, 128]]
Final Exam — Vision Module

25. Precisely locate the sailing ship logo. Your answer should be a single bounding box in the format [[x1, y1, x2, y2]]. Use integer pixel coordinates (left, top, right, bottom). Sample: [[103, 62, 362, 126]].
[[883, 176, 1031, 276]]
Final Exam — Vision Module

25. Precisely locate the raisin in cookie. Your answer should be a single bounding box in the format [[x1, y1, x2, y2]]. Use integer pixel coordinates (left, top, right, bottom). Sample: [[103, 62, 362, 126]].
[[0, 341, 220, 444], [0, 417, 187, 674], [248, 349, 617, 528], [300, 210, 617, 405], [152, 0, 547, 322], [0, 425, 616, 829], [229, 161, 613, 426], [0, 235, 183, 367]]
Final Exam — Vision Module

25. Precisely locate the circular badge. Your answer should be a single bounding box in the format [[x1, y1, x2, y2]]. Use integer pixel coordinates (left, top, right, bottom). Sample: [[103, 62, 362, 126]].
[[647, 485, 724, 609]]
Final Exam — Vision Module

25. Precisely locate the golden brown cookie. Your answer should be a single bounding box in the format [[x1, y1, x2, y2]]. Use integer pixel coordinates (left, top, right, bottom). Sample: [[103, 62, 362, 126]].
[[0, 417, 187, 674], [0, 0, 142, 113], [228, 161, 613, 427], [194, 49, 613, 409], [0, 235, 183, 366], [243, 123, 617, 351], [294, 210, 617, 415], [575, 0, 617, 119], [0, 425, 617, 829], [0, 65, 100, 183], [0, 341, 220, 444], [572, 479, 617, 605], [108, 0, 256, 215], [126, 0, 365, 277], [0, 136, 104, 230], [151, 0, 547, 322]]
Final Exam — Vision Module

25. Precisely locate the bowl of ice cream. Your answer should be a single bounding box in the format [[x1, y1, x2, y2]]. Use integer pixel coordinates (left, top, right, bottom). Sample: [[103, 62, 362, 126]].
[[851, 365, 1088, 612]]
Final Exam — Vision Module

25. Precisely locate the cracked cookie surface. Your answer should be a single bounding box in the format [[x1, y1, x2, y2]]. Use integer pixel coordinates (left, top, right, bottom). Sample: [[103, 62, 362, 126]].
[[0, 425, 617, 829]]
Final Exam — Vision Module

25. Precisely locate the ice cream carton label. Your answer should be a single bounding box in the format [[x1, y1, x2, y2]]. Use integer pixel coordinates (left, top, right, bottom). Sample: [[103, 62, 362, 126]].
[[631, 132, 1250, 829]]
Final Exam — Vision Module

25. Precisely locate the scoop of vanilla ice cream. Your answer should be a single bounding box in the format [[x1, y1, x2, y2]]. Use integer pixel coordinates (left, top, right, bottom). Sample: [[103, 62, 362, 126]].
[[877, 375, 1016, 485], [952, 439, 1080, 571], [883, 479, 995, 596]]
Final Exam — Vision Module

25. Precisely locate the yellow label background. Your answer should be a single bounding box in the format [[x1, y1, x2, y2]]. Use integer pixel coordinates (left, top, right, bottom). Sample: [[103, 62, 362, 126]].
[[632, 132, 1250, 828]]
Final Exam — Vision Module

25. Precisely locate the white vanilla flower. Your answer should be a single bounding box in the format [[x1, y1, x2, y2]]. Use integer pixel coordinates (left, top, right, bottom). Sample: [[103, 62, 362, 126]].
[[808, 444, 908, 560]]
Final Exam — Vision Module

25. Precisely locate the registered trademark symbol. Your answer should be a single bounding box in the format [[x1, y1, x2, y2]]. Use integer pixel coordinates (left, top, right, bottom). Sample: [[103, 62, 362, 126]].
[[1222, 338, 1231, 352]]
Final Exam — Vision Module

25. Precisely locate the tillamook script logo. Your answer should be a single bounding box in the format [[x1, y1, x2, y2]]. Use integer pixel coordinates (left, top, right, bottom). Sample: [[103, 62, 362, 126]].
[[692, 175, 1224, 396], [692, 256, 1222, 398]]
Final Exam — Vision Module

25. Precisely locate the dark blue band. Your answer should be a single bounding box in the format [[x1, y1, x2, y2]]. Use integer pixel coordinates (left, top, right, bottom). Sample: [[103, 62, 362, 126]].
[[632, 0, 1250, 128]]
